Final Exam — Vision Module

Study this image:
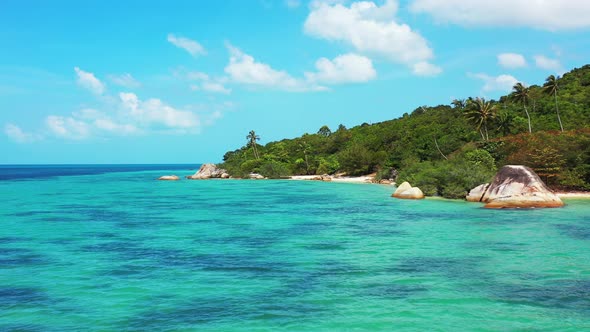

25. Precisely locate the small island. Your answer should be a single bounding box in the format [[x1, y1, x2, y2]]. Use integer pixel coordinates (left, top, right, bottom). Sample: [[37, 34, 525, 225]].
[[217, 65, 590, 201]]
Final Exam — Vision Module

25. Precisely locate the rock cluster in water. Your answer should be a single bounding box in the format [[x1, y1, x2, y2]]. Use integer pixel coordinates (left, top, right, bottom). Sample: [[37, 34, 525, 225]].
[[468, 165, 564, 208], [391, 181, 425, 199], [186, 164, 230, 180]]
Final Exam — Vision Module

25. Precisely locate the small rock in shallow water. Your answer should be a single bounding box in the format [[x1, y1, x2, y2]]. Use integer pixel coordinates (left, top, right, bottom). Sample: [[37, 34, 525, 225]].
[[158, 175, 179, 181], [392, 181, 425, 199]]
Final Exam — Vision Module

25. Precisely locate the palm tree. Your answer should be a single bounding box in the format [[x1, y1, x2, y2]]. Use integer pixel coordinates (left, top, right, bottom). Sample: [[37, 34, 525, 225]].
[[543, 75, 564, 132], [464, 97, 497, 141], [451, 99, 466, 110], [495, 111, 514, 136], [511, 82, 532, 133], [298, 140, 312, 174], [246, 130, 260, 159], [317, 125, 332, 137]]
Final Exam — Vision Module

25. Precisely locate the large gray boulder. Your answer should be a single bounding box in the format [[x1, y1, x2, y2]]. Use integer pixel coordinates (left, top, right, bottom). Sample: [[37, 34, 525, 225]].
[[187, 164, 228, 180], [468, 165, 564, 208]]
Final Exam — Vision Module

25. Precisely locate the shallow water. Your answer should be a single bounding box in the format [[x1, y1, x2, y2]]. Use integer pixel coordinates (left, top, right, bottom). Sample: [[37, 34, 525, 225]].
[[1, 166, 589, 331]]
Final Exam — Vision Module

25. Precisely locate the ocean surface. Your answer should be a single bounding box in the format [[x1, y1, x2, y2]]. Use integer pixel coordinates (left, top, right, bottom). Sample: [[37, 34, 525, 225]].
[[1, 165, 589, 331]]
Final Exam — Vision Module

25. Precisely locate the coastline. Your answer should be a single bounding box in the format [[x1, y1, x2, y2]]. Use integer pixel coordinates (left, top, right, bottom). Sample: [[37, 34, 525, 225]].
[[288, 174, 379, 184], [555, 192, 590, 199], [287, 174, 590, 198]]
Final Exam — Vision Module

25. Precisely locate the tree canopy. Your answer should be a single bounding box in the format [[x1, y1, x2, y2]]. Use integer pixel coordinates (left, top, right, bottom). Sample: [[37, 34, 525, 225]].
[[221, 65, 590, 195]]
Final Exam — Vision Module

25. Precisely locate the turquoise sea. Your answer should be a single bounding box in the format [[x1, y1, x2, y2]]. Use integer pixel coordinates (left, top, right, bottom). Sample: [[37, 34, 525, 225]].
[[1, 165, 589, 331]]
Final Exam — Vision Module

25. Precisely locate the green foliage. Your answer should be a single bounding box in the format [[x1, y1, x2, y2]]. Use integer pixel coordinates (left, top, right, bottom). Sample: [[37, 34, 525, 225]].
[[240, 159, 263, 174], [397, 146, 497, 199], [220, 65, 590, 193], [259, 161, 290, 179], [316, 156, 340, 175]]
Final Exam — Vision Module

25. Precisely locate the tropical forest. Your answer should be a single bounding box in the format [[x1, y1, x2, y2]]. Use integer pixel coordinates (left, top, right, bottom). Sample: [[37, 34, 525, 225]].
[[221, 65, 590, 198]]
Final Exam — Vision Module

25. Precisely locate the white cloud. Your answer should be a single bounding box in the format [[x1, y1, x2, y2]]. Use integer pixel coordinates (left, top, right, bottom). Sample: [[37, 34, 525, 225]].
[[412, 61, 442, 76], [201, 82, 232, 94], [167, 34, 206, 57], [305, 53, 376, 84], [74, 67, 105, 95], [497, 53, 527, 69], [224, 44, 324, 92], [409, 0, 590, 30], [119, 92, 200, 131], [72, 109, 139, 135], [181, 70, 231, 94], [4, 123, 39, 143], [93, 118, 138, 134], [534, 55, 563, 72], [468, 73, 519, 93], [285, 0, 301, 8], [304, 0, 438, 74], [46, 115, 91, 139], [186, 71, 210, 81], [39, 92, 204, 140], [109, 73, 141, 88]]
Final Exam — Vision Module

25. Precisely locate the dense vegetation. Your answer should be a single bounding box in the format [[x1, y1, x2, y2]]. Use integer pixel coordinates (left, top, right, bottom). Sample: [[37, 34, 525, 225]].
[[221, 65, 590, 197]]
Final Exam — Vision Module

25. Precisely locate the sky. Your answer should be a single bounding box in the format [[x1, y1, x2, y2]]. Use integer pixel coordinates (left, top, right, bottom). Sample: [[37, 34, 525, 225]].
[[1, 0, 589, 164]]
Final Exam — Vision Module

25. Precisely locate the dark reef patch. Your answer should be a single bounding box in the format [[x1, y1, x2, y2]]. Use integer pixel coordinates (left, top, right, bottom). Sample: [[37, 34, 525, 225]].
[[391, 256, 490, 282], [362, 282, 428, 299], [0, 247, 49, 267], [491, 279, 590, 312], [555, 223, 590, 240], [0, 286, 51, 308]]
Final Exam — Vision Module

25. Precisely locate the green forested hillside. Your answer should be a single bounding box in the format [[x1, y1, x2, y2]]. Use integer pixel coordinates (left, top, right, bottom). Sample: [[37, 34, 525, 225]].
[[221, 65, 590, 197]]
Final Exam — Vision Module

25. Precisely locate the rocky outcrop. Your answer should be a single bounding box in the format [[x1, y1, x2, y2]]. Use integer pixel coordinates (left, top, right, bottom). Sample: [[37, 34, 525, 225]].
[[312, 175, 332, 182], [468, 165, 564, 208], [249, 173, 265, 180], [466, 183, 489, 202], [187, 164, 228, 180], [158, 175, 180, 181], [392, 181, 425, 199]]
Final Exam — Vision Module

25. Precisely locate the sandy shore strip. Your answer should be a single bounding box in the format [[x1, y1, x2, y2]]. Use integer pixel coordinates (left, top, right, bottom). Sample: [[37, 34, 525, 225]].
[[555, 192, 590, 198], [288, 174, 393, 184]]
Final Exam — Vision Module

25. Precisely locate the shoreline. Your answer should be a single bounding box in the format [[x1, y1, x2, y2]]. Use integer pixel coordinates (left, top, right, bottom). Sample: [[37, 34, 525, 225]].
[[288, 174, 381, 184], [555, 192, 590, 199], [287, 175, 590, 198]]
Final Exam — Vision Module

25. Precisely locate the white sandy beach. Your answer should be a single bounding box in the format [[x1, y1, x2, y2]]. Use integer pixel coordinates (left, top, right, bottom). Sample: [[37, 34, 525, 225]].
[[288, 174, 393, 184], [556, 192, 590, 199]]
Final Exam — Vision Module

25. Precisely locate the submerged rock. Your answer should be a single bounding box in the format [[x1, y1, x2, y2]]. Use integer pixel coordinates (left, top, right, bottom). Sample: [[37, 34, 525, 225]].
[[187, 164, 228, 180], [392, 181, 425, 200], [158, 175, 180, 181], [469, 165, 564, 208]]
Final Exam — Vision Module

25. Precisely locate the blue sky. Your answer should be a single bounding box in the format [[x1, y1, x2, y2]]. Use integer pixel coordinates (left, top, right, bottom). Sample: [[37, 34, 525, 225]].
[[1, 0, 589, 164]]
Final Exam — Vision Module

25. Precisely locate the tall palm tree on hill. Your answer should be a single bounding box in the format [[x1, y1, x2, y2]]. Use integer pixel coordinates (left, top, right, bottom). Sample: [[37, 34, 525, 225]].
[[464, 97, 497, 141], [511, 82, 532, 133], [451, 99, 466, 110], [543, 75, 564, 132], [246, 130, 260, 159]]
